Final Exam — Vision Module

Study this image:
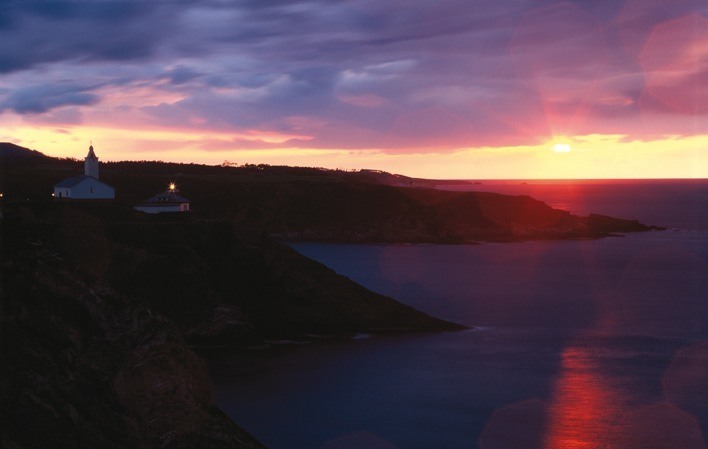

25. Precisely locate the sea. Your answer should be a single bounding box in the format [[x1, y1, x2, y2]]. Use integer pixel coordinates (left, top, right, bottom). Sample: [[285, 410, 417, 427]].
[[206, 179, 708, 449]]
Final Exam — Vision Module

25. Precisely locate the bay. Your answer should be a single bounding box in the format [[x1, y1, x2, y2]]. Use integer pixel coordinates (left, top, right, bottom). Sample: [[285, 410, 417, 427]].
[[207, 180, 708, 449]]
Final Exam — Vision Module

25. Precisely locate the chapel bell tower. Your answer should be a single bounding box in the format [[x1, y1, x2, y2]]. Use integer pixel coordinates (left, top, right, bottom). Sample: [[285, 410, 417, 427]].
[[84, 143, 99, 179]]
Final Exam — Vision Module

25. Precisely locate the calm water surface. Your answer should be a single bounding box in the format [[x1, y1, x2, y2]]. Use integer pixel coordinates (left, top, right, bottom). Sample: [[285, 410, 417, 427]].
[[207, 180, 708, 449]]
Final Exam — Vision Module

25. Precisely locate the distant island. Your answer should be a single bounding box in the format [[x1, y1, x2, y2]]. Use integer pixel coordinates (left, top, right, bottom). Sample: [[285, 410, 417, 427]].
[[0, 143, 663, 449]]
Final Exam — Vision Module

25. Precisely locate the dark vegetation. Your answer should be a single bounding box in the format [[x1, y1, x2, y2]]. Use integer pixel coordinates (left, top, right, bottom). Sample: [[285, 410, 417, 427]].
[[2, 142, 660, 244], [1, 235, 267, 449], [0, 143, 661, 448]]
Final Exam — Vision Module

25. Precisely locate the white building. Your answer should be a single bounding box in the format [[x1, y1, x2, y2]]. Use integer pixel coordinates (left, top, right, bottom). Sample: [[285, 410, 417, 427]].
[[84, 144, 99, 178], [53, 145, 115, 200], [134, 183, 190, 214]]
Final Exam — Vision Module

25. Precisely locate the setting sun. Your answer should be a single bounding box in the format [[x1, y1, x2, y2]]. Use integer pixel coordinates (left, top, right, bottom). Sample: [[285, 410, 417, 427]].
[[553, 143, 572, 153]]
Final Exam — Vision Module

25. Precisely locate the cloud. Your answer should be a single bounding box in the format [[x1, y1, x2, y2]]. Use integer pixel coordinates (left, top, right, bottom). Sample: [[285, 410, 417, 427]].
[[639, 14, 708, 114], [165, 65, 203, 85], [1, 0, 706, 158], [0, 1, 170, 73], [194, 136, 316, 152], [0, 83, 99, 114], [24, 107, 85, 126]]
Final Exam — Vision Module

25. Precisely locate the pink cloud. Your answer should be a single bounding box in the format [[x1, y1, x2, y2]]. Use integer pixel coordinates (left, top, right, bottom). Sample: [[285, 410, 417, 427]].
[[640, 14, 708, 114]]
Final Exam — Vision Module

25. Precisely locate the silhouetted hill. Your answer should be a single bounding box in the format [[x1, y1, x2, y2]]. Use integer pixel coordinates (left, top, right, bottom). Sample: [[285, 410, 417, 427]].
[[1, 145, 661, 241], [1, 218, 268, 449], [0, 142, 48, 159]]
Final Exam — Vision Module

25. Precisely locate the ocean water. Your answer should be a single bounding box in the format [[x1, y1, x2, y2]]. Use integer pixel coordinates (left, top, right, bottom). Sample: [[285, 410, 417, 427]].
[[207, 180, 708, 449]]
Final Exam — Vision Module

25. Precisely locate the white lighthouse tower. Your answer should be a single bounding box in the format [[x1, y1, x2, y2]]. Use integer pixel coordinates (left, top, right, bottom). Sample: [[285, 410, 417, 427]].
[[84, 143, 99, 179]]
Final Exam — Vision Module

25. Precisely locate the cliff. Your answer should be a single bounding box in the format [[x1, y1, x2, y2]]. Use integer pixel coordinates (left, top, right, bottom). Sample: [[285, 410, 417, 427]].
[[1, 202, 464, 448], [1, 232, 266, 449]]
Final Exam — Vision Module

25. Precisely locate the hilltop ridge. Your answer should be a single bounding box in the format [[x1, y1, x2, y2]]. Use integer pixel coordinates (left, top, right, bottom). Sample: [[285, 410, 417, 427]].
[[1, 142, 662, 243]]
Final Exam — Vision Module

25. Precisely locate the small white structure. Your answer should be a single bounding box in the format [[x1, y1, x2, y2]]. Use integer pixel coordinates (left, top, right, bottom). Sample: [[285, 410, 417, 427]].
[[54, 144, 115, 200], [84, 144, 99, 178], [134, 183, 190, 214]]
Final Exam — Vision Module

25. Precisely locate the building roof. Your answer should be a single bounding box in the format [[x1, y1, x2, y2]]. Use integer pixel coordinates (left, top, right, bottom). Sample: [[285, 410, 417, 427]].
[[54, 174, 114, 189], [54, 174, 94, 188], [137, 189, 190, 206]]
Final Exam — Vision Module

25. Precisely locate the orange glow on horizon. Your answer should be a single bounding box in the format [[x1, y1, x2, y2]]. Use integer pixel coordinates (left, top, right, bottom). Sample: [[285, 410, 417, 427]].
[[2, 116, 707, 179]]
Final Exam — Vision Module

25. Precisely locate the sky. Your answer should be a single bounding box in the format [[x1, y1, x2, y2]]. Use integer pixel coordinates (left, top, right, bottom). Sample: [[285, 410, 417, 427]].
[[1, 0, 707, 179]]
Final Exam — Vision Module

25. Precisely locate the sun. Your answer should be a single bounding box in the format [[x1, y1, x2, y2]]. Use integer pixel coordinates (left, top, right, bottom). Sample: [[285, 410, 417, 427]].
[[553, 143, 572, 153]]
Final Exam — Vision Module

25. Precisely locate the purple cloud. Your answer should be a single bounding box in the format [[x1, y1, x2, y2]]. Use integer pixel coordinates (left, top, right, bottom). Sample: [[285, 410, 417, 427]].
[[0, 0, 706, 153], [0, 83, 99, 114]]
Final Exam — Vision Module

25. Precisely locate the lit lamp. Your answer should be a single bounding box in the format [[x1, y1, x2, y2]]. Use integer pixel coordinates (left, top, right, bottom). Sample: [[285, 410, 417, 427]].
[[169, 182, 176, 191]]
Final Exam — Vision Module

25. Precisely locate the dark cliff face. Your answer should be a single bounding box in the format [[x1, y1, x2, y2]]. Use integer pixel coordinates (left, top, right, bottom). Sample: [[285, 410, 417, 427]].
[[0, 239, 267, 448]]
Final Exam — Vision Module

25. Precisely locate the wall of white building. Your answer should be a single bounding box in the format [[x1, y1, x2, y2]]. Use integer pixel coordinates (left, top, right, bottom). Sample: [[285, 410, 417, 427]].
[[54, 178, 115, 199]]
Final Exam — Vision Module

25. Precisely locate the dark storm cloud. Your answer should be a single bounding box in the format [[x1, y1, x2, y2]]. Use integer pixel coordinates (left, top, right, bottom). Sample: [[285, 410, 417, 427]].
[[165, 66, 203, 85], [0, 83, 99, 113], [0, 1, 172, 73]]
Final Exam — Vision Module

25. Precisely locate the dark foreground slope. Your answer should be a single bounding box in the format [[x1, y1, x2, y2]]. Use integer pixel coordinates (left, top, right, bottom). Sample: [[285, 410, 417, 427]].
[[0, 203, 462, 448], [1, 225, 266, 449]]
